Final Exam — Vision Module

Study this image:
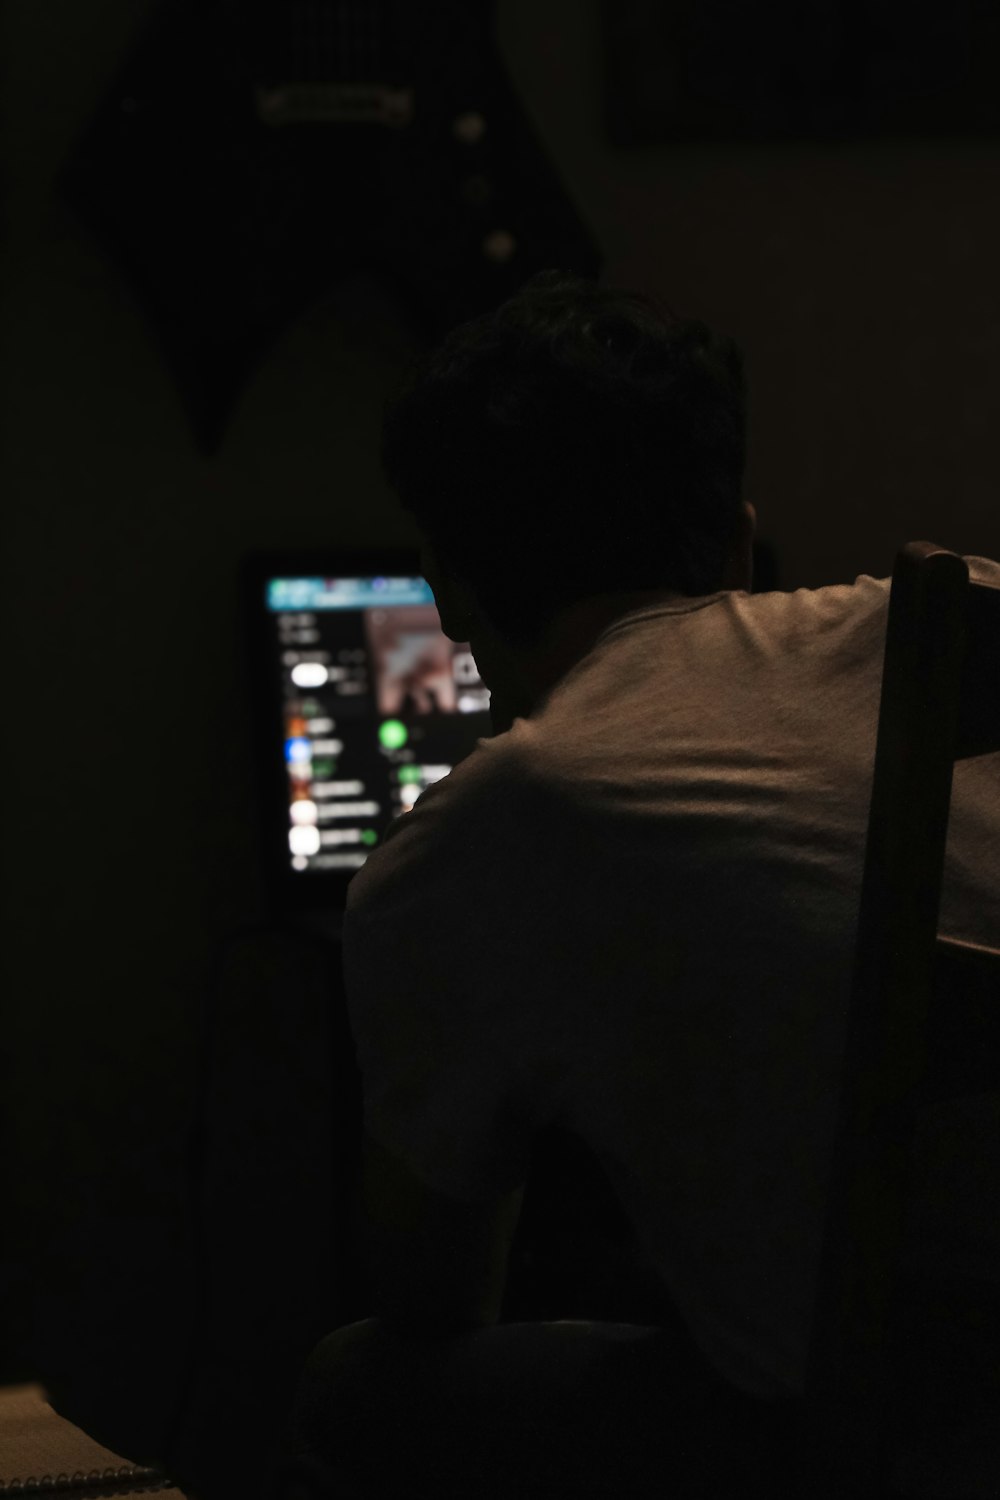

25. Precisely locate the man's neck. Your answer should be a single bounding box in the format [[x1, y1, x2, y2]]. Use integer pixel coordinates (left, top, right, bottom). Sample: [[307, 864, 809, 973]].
[[475, 589, 689, 733]]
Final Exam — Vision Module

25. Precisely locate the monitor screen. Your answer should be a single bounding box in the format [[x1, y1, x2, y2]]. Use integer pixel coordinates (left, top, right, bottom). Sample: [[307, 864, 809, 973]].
[[242, 548, 493, 914]]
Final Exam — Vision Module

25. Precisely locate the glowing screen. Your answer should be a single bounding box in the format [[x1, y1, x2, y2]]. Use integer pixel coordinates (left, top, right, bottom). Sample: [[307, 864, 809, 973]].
[[265, 574, 492, 877]]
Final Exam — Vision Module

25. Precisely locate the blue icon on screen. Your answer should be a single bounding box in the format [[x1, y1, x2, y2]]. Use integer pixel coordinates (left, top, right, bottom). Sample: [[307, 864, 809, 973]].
[[285, 737, 312, 764]]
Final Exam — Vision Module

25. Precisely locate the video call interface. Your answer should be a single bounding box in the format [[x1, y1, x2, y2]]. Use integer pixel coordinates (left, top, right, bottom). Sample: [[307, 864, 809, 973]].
[[266, 574, 493, 878]]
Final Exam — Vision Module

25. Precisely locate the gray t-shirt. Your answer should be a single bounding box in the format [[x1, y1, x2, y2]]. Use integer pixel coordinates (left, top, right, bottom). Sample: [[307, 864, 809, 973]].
[[342, 560, 1000, 1400]]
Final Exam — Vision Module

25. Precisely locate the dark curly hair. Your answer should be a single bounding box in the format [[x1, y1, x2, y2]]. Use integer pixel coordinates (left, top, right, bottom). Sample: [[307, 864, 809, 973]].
[[380, 270, 748, 648]]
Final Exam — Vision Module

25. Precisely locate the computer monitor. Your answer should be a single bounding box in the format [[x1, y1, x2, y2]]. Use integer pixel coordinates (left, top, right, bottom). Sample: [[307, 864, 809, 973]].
[[242, 548, 493, 918]]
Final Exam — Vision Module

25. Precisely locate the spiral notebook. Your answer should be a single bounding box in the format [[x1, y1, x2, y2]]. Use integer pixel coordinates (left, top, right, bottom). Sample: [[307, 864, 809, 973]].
[[0, 1385, 185, 1498]]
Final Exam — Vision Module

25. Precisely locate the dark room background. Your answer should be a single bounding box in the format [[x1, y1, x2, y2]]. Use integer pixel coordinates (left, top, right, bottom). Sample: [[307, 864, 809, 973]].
[[3, 0, 999, 1469]]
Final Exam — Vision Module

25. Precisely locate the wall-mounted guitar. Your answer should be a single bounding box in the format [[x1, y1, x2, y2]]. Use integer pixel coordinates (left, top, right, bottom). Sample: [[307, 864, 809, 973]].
[[60, 0, 603, 452]]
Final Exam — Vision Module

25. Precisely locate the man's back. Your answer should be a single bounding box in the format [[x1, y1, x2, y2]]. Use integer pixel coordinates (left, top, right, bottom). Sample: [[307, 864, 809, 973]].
[[342, 560, 1000, 1402]]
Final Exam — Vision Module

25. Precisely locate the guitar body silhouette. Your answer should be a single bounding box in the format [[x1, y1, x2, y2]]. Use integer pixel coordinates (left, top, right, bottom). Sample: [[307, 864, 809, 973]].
[[61, 0, 603, 451]]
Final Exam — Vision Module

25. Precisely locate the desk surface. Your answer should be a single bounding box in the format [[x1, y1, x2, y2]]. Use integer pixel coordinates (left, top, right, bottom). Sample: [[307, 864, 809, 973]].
[[0, 1384, 187, 1498]]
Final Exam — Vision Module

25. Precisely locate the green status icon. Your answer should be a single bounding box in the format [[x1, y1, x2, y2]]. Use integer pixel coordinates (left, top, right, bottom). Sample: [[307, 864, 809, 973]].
[[398, 765, 422, 784], [379, 719, 409, 750], [360, 829, 378, 847]]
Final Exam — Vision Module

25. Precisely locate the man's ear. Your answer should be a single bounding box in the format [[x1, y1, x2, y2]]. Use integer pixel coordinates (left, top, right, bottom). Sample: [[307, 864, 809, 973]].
[[420, 540, 477, 643], [429, 587, 471, 644]]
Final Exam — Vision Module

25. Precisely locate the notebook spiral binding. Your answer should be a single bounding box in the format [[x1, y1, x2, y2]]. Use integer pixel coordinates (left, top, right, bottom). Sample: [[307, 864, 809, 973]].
[[0, 1468, 174, 1496]]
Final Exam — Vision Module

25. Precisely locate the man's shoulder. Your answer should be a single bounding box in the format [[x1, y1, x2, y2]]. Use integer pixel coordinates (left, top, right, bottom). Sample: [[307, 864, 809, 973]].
[[756, 552, 1000, 652], [345, 729, 535, 919], [746, 552, 1000, 621], [731, 571, 889, 632], [967, 553, 1000, 587]]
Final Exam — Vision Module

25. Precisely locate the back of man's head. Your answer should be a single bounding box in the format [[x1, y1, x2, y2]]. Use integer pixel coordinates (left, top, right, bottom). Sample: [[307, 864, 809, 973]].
[[380, 269, 748, 649]]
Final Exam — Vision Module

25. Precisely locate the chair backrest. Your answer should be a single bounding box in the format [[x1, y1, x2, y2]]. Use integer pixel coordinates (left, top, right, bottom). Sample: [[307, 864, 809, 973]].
[[803, 542, 1000, 1496]]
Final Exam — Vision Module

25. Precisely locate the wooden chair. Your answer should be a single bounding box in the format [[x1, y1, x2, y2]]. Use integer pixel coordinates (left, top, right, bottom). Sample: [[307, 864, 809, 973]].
[[803, 542, 1000, 1497]]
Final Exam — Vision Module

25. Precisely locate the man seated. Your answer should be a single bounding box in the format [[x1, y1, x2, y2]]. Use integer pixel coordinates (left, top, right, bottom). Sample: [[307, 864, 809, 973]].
[[275, 270, 1000, 1498]]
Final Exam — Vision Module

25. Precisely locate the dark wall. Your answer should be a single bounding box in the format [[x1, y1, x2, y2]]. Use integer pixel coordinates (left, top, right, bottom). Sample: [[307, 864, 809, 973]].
[[3, 0, 999, 1458], [499, 0, 1000, 586], [3, 0, 426, 1422]]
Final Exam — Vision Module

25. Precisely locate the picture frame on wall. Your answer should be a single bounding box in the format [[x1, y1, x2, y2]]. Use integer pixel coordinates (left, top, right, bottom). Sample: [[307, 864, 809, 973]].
[[602, 0, 1000, 147]]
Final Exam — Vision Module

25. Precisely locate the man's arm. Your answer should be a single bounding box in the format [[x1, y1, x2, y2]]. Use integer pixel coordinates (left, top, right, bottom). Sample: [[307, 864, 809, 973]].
[[353, 1130, 525, 1338]]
